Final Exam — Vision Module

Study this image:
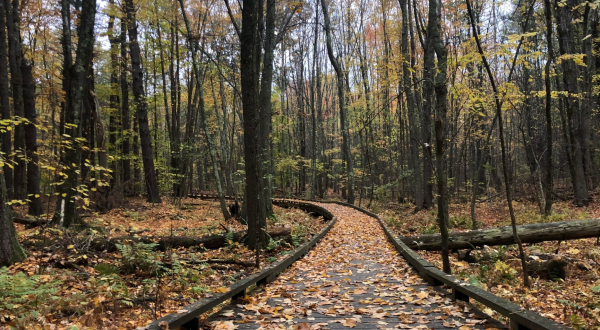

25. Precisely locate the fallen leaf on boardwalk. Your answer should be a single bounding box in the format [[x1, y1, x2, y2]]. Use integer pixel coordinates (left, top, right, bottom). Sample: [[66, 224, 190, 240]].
[[372, 310, 388, 319], [294, 323, 311, 330], [342, 318, 357, 327], [220, 310, 235, 317], [417, 291, 429, 299], [211, 321, 238, 329]]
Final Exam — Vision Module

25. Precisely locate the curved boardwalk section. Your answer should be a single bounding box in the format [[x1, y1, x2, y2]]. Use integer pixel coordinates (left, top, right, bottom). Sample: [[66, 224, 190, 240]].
[[206, 203, 502, 329]]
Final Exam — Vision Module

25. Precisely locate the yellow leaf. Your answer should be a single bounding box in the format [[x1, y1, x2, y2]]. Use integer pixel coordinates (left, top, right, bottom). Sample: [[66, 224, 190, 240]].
[[215, 287, 229, 293]]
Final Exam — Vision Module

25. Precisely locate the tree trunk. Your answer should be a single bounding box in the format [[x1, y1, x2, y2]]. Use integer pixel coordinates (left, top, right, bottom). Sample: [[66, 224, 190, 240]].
[[321, 0, 354, 205], [5, 0, 25, 201], [543, 0, 554, 214], [179, 0, 230, 220], [240, 0, 268, 248], [430, 0, 450, 274], [0, 0, 12, 198], [399, 0, 424, 210], [21, 59, 43, 216], [259, 0, 276, 216], [120, 21, 131, 186], [107, 1, 121, 189], [53, 0, 96, 228], [403, 218, 600, 251], [0, 175, 24, 266], [466, 0, 530, 287], [554, 0, 590, 207], [421, 0, 435, 210], [124, 0, 161, 203]]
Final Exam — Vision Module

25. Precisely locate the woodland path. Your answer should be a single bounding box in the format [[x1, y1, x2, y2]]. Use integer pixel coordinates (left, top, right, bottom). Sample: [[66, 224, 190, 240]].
[[204, 203, 504, 329]]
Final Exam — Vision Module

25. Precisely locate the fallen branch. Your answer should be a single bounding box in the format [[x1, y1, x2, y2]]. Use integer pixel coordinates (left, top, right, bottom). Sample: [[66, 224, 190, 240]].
[[403, 219, 600, 250], [13, 217, 49, 227], [170, 258, 254, 268], [91, 225, 292, 252]]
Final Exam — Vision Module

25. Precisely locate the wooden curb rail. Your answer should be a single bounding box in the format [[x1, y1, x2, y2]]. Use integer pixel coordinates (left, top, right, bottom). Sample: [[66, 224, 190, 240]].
[[315, 200, 569, 330], [144, 199, 336, 330]]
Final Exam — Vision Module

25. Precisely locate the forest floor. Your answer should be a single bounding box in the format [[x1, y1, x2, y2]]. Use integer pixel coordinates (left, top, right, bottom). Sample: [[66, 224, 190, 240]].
[[2, 198, 327, 330], [382, 195, 600, 329]]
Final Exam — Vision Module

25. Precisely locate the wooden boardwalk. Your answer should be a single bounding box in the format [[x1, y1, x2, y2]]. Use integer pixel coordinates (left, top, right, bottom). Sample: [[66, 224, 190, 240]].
[[204, 203, 505, 329]]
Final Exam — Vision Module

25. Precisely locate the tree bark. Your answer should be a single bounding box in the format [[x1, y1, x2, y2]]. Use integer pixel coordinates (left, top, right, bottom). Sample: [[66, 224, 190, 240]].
[[107, 0, 121, 189], [430, 0, 450, 274], [241, 0, 268, 248], [321, 0, 354, 205], [399, 0, 423, 210], [0, 174, 24, 266], [178, 0, 230, 220], [403, 218, 600, 251], [53, 0, 96, 228], [21, 59, 43, 216], [0, 0, 12, 198], [120, 21, 131, 186], [554, 0, 590, 207], [466, 0, 530, 287], [124, 0, 161, 203], [259, 0, 277, 216], [543, 0, 554, 215], [5, 0, 25, 200]]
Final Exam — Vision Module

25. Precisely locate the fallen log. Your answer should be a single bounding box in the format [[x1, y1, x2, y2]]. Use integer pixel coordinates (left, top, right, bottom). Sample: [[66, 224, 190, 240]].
[[13, 217, 49, 227], [91, 225, 292, 252], [403, 219, 600, 251]]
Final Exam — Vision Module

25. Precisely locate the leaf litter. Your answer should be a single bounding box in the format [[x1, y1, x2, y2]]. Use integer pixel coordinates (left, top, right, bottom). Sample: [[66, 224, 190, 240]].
[[3, 198, 325, 330]]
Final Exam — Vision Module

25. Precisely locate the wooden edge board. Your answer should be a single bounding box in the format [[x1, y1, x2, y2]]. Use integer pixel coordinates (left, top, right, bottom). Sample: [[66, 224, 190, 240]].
[[144, 201, 337, 330]]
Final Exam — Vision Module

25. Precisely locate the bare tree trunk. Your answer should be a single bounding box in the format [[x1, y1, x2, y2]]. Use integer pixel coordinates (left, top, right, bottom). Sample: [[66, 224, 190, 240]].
[[399, 0, 424, 210], [240, 0, 268, 248], [5, 0, 25, 201], [554, 0, 590, 207], [0, 174, 24, 266], [466, 0, 530, 287], [107, 1, 121, 190], [430, 0, 450, 273], [53, 0, 96, 227], [321, 0, 354, 205], [259, 0, 277, 215], [0, 0, 12, 199], [21, 59, 43, 216], [179, 0, 230, 220], [120, 22, 131, 186], [124, 0, 161, 203], [543, 0, 555, 214]]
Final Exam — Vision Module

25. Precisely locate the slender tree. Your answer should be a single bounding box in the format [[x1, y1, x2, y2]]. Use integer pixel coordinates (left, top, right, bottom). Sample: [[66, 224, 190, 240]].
[[53, 0, 97, 227], [124, 0, 161, 203], [466, 0, 530, 287], [22, 59, 43, 216], [0, 0, 11, 198], [321, 0, 355, 205], [5, 0, 25, 200]]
